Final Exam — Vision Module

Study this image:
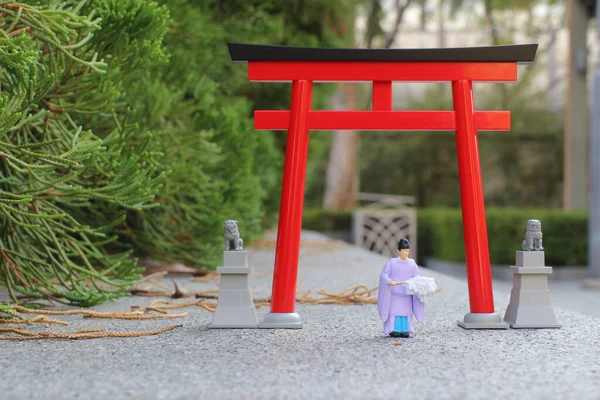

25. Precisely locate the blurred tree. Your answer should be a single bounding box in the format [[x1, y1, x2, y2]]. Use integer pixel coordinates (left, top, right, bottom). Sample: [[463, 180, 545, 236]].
[[322, 0, 414, 210]]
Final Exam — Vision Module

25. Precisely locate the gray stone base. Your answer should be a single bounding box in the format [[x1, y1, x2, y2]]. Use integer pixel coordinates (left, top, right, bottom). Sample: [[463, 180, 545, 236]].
[[516, 251, 545, 267], [457, 312, 510, 329], [259, 312, 303, 329], [223, 250, 249, 268], [209, 250, 259, 329], [503, 251, 561, 329], [209, 305, 259, 328], [504, 302, 562, 329]]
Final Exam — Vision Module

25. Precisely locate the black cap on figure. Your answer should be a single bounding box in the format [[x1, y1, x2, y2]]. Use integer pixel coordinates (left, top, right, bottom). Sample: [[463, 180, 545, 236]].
[[397, 238, 410, 250]]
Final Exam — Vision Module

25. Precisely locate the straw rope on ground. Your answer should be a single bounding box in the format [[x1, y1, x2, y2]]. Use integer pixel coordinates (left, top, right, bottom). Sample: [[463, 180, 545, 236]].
[[9, 305, 189, 320], [0, 325, 182, 341], [0, 314, 68, 326], [0, 301, 189, 341], [130, 268, 390, 307], [130, 271, 386, 306], [124, 284, 392, 313], [131, 299, 217, 313], [296, 284, 379, 305]]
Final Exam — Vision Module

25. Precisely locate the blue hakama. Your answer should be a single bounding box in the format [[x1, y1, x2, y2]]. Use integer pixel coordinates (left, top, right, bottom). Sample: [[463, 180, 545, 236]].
[[394, 316, 409, 333]]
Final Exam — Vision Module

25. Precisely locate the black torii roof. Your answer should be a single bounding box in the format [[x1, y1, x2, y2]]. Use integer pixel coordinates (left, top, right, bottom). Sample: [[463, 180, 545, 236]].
[[228, 42, 538, 64]]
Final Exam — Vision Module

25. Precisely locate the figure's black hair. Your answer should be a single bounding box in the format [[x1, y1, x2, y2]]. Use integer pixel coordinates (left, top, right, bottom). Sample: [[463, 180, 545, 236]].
[[397, 238, 410, 250]]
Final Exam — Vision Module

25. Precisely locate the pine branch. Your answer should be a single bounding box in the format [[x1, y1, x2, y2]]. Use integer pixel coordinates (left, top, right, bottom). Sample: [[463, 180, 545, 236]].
[[0, 0, 168, 306]]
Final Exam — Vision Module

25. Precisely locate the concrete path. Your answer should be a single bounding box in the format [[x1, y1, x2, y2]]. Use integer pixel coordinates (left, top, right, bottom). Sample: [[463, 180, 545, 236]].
[[2, 231, 600, 400]]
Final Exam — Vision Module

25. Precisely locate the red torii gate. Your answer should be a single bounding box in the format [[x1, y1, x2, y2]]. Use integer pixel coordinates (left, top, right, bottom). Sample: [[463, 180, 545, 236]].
[[228, 42, 538, 329]]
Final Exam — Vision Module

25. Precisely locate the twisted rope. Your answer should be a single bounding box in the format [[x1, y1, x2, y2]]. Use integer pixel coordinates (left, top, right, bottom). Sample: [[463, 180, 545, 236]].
[[82, 311, 187, 320], [133, 284, 383, 313], [0, 303, 187, 341], [297, 284, 378, 305], [0, 314, 68, 326], [11, 305, 187, 320], [0, 325, 182, 340], [133, 299, 216, 313]]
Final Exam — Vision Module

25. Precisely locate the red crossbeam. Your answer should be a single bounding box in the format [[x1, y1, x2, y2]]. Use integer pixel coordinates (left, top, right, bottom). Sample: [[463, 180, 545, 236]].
[[372, 81, 393, 110], [248, 62, 517, 82], [254, 110, 510, 131]]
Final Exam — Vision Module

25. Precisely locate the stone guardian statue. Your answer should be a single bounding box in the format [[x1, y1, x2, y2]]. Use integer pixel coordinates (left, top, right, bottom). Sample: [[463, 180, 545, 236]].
[[224, 220, 243, 251], [521, 219, 543, 251]]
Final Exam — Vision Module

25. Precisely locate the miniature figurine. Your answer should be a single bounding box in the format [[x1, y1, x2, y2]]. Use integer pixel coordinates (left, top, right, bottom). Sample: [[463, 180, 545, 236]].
[[224, 220, 243, 251], [377, 238, 425, 338], [521, 219, 543, 251]]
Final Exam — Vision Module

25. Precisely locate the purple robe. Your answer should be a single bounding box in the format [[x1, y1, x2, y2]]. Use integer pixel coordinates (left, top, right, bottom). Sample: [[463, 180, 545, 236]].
[[377, 257, 425, 334]]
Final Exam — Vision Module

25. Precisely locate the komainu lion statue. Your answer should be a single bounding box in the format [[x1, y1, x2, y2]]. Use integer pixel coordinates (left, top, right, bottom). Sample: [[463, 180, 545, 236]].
[[224, 220, 243, 251], [521, 219, 543, 251]]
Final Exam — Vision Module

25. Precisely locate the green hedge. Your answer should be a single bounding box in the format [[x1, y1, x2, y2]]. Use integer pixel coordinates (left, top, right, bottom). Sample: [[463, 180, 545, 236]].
[[417, 208, 587, 267], [302, 208, 355, 232], [302, 207, 588, 267]]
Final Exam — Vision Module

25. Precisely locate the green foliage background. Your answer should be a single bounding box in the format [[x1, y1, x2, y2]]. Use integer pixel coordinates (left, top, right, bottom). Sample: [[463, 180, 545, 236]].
[[0, 0, 355, 306], [417, 208, 587, 267], [122, 0, 356, 268], [0, 0, 168, 306]]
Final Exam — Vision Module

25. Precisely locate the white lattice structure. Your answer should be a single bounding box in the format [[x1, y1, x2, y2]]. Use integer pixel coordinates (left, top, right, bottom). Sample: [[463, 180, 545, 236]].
[[352, 208, 417, 259]]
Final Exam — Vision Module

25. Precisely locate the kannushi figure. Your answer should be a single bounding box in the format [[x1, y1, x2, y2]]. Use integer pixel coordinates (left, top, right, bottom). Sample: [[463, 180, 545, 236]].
[[377, 238, 425, 338]]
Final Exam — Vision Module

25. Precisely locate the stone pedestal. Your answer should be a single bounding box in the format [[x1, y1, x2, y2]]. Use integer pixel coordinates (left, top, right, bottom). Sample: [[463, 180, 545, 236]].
[[457, 312, 510, 329], [209, 251, 259, 328], [259, 312, 303, 329], [503, 251, 561, 328]]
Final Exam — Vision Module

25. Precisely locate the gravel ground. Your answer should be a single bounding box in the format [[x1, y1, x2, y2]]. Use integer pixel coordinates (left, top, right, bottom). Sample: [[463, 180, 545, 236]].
[[2, 231, 599, 400]]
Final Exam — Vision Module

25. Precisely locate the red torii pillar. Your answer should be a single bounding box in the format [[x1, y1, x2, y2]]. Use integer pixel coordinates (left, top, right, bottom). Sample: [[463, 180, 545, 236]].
[[228, 42, 538, 329]]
